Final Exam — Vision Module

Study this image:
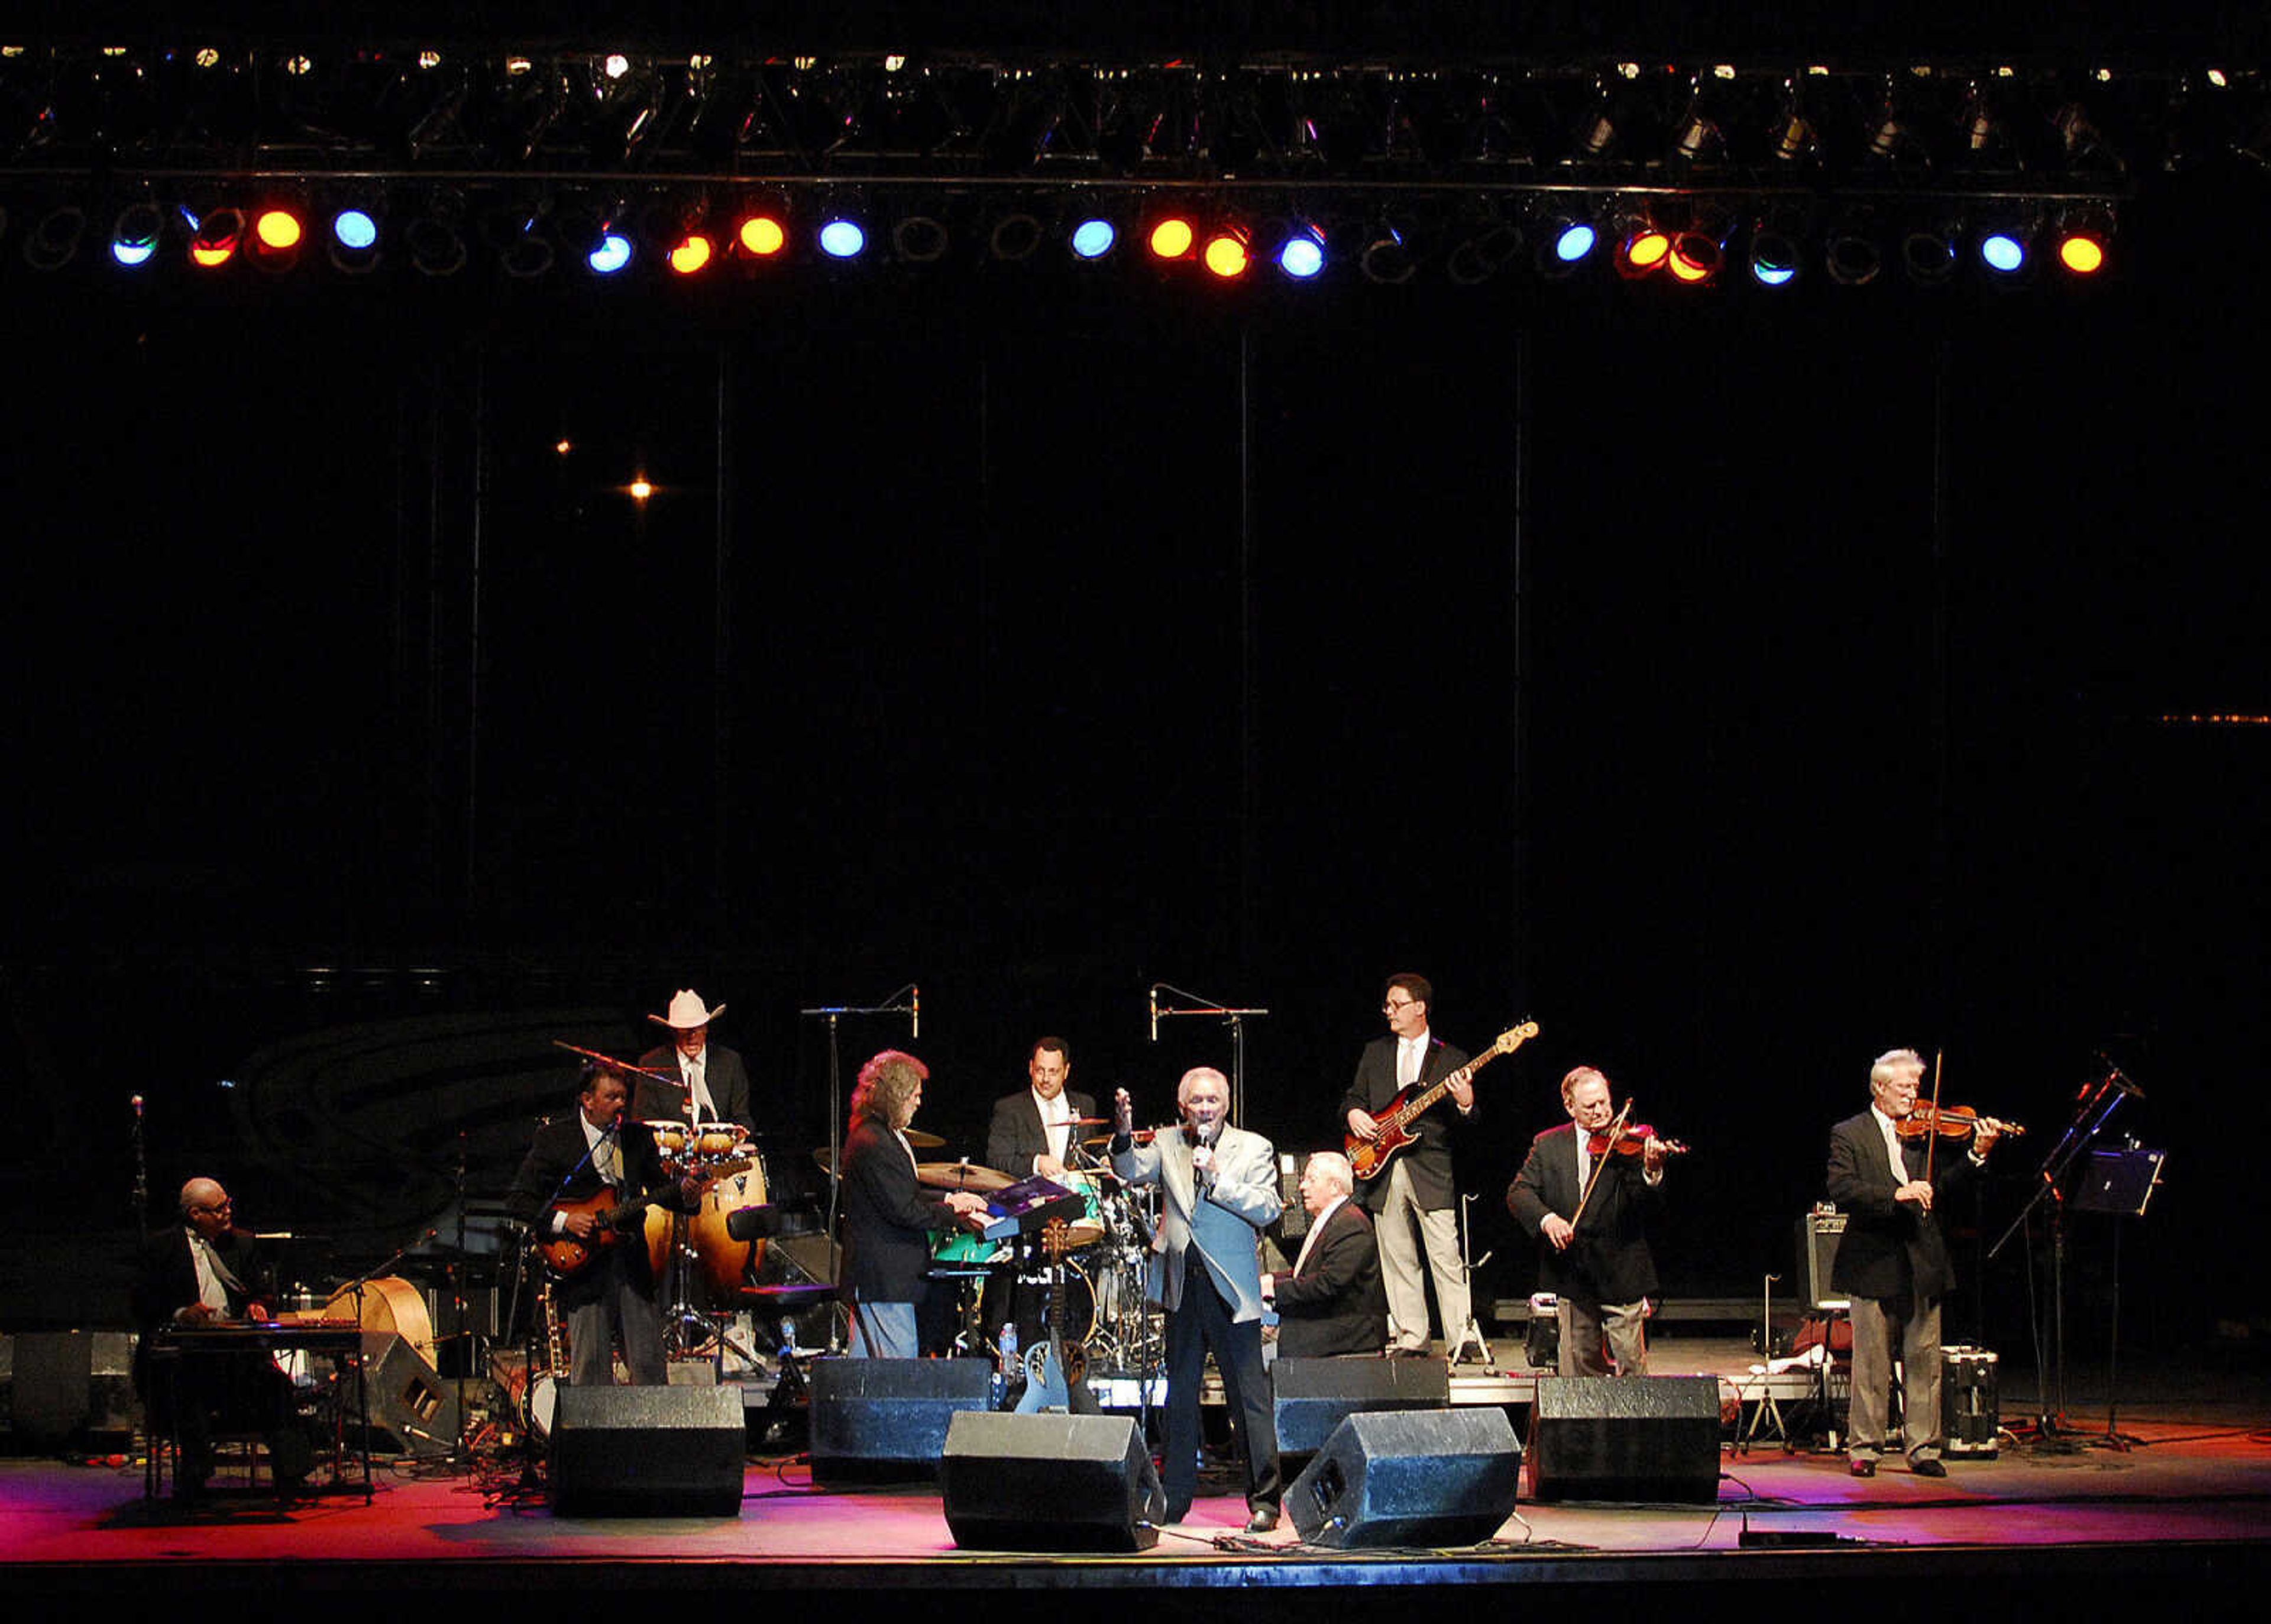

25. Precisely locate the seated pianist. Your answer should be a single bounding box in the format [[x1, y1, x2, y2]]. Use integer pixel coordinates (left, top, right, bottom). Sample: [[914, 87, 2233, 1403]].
[[132, 1177, 313, 1501]]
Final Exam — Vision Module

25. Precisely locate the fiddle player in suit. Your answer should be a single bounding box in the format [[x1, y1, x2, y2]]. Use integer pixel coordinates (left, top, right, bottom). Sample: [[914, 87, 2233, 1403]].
[[1507, 1066, 1671, 1376], [1826, 1047, 2001, 1479], [1263, 1151, 1388, 1359], [1111, 1067, 1284, 1531]]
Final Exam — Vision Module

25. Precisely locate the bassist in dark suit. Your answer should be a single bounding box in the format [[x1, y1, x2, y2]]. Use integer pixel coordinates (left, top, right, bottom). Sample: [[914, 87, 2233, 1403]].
[[1342, 973, 1481, 1359], [507, 1062, 690, 1387]]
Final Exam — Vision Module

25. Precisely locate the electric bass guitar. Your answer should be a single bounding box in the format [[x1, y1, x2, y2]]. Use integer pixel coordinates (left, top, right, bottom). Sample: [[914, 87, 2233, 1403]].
[[1346, 1021, 1539, 1182]]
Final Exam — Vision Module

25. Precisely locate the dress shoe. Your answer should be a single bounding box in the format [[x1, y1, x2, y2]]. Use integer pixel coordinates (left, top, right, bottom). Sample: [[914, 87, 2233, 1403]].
[[1910, 1457, 1948, 1479], [1387, 1344, 1432, 1358], [1163, 1502, 1192, 1525], [1847, 1457, 1876, 1478], [1450, 1340, 1490, 1367], [1246, 1505, 1280, 1534]]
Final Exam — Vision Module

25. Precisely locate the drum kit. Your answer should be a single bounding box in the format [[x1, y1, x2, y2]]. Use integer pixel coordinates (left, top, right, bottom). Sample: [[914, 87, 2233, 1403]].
[[914, 1124, 1166, 1379]]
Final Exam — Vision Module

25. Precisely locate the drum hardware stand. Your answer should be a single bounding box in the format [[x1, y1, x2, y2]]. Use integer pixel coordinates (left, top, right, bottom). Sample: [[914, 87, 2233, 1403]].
[[1147, 981, 1269, 1125], [1450, 1192, 1494, 1366], [1989, 1058, 2144, 1450], [800, 984, 920, 1345]]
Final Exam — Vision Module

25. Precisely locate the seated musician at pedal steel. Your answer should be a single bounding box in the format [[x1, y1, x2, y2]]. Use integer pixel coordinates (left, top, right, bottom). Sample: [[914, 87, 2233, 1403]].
[[1111, 1067, 1284, 1532], [1262, 1151, 1388, 1358], [837, 1049, 989, 1358], [507, 1061, 695, 1387], [1344, 973, 1482, 1360], [1827, 1047, 2001, 1479], [131, 1177, 311, 1497], [1507, 1066, 1670, 1376]]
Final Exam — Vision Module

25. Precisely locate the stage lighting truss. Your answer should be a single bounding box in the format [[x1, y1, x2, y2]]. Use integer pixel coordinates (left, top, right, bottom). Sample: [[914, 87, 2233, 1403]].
[[0, 45, 2179, 297]]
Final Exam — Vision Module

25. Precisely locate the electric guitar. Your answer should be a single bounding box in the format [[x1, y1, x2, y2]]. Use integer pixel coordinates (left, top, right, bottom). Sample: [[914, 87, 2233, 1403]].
[[537, 1157, 751, 1280], [1014, 1217, 1096, 1415], [1346, 1021, 1540, 1182]]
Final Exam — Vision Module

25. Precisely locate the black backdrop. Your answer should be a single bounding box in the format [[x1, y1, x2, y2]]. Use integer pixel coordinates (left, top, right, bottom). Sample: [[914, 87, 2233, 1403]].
[[5, 160, 2266, 1353]]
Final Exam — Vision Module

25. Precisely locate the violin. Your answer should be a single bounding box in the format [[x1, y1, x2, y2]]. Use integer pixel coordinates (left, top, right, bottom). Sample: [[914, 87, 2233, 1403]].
[[1894, 1104, 2024, 1141], [1587, 1124, 1690, 1160]]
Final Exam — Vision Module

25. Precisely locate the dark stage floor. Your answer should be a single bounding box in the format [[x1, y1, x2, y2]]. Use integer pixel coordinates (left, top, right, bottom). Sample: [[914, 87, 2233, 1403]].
[[6, 1341, 2269, 1610]]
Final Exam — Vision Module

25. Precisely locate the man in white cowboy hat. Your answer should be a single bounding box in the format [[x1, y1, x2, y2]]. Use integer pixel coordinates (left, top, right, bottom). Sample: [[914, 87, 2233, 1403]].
[[635, 989, 756, 1135]]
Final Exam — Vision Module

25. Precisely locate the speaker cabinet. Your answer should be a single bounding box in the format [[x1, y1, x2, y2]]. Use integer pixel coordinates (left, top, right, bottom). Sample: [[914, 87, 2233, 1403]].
[[1286, 1407, 1522, 1549], [1272, 1356, 1450, 1455], [940, 1411, 1164, 1551], [4, 1332, 137, 1450], [550, 1384, 745, 1516], [809, 1357, 992, 1485], [362, 1333, 461, 1455], [1525, 1375, 1722, 1504]]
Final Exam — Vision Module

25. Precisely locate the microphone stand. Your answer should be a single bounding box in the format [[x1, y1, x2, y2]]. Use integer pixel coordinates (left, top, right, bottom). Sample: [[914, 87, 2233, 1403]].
[[1147, 982, 1270, 1124], [130, 1094, 150, 1247], [799, 985, 919, 1354], [1989, 1062, 2141, 1442]]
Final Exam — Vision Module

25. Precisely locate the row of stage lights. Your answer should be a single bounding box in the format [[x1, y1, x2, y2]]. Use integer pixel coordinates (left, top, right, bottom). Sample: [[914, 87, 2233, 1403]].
[[33, 195, 2115, 289]]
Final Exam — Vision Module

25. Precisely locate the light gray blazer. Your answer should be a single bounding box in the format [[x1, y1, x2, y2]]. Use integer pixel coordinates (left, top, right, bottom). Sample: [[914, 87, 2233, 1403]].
[[1114, 1122, 1281, 1322]]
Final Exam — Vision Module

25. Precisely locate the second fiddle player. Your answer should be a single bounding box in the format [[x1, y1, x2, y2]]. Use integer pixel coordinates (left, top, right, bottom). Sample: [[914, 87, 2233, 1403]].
[[1506, 1065, 1683, 1377]]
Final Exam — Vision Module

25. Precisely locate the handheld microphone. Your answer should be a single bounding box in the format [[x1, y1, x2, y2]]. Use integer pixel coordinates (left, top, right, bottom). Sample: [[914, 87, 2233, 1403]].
[[1149, 985, 1159, 1043]]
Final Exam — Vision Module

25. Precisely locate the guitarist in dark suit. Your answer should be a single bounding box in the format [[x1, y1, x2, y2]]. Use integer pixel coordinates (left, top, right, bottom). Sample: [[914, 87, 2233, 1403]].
[[1507, 1066, 1670, 1376], [1342, 973, 1481, 1359], [1264, 1152, 1388, 1358], [507, 1062, 691, 1387]]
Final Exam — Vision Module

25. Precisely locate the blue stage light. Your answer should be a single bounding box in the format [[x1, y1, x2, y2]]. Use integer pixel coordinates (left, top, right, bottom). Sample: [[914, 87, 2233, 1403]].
[[1069, 218, 1117, 260], [332, 209, 378, 251], [1277, 232, 1325, 279], [111, 205, 162, 267], [819, 219, 866, 259], [1981, 232, 2027, 273], [588, 232, 632, 274], [1555, 223, 1597, 263]]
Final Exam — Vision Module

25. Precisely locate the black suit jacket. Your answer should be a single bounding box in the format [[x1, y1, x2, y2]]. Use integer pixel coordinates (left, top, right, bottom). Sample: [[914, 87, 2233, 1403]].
[[985, 1088, 1099, 1176], [506, 1111, 678, 1309], [1506, 1122, 1663, 1305], [838, 1115, 962, 1306], [1270, 1199, 1388, 1358], [1826, 1109, 1972, 1302], [634, 1042, 755, 1134], [1343, 1033, 1474, 1212], [131, 1226, 276, 1394]]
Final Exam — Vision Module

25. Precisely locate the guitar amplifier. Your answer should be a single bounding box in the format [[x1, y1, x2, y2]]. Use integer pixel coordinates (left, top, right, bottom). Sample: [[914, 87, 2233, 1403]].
[[1799, 1208, 1849, 1311]]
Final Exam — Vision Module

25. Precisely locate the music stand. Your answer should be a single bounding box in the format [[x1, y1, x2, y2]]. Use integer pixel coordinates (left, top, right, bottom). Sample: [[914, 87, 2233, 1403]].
[[2073, 1146, 2167, 1451]]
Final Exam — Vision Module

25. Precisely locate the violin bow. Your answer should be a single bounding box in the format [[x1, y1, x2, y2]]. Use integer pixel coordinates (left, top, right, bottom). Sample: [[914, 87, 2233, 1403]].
[[1568, 1097, 1635, 1230], [1923, 1049, 1945, 1184]]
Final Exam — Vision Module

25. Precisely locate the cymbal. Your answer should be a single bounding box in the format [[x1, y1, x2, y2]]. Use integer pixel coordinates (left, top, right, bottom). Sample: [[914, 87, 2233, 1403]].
[[815, 1129, 946, 1173], [737, 1282, 837, 1302], [917, 1161, 1014, 1193], [1068, 1117, 1111, 1127], [1080, 1128, 1154, 1147]]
